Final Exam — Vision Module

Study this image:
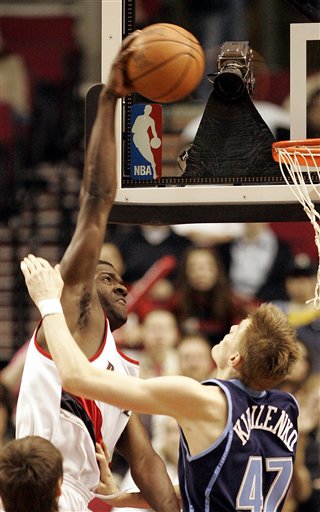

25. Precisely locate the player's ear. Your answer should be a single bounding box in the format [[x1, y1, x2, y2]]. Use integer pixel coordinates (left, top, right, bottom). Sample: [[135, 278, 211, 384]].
[[228, 352, 243, 369]]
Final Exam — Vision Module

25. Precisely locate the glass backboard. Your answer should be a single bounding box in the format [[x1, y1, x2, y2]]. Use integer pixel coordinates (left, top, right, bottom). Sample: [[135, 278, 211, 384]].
[[86, 0, 320, 223]]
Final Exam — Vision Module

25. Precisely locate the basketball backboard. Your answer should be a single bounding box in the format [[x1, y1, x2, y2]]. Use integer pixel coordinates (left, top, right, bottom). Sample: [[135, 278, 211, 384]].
[[89, 0, 320, 224]]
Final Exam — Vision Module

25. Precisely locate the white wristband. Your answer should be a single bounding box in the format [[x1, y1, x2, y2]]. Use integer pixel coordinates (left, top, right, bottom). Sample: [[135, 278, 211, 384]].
[[38, 298, 63, 318]]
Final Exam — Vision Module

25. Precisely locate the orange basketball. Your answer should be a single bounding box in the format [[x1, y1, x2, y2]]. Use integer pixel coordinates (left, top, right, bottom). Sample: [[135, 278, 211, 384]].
[[126, 23, 206, 103]]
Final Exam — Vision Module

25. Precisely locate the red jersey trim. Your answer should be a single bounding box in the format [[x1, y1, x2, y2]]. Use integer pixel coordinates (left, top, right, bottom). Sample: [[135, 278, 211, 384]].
[[34, 318, 109, 362], [116, 347, 140, 366], [34, 321, 51, 358], [89, 317, 109, 362]]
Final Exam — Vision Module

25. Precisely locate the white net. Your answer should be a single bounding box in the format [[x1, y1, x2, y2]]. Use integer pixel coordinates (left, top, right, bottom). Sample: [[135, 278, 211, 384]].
[[273, 141, 320, 309]]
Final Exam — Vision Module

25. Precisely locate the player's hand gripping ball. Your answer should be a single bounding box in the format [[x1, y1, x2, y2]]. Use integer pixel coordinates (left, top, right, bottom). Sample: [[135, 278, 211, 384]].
[[126, 23, 206, 103]]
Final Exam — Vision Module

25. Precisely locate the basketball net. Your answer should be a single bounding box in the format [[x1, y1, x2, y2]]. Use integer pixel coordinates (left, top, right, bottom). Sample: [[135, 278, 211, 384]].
[[272, 138, 320, 310]]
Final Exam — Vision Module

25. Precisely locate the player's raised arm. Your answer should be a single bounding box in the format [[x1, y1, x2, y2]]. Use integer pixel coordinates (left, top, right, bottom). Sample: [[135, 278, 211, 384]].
[[35, 34, 138, 355], [60, 35, 136, 287]]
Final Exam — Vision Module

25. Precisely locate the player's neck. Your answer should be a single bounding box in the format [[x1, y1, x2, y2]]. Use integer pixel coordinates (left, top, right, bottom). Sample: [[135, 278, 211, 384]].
[[215, 366, 240, 381]]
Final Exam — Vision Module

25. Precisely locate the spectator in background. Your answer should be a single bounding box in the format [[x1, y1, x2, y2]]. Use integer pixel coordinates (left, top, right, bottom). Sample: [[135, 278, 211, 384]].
[[273, 254, 319, 328], [217, 222, 294, 303], [0, 30, 31, 124], [175, 246, 248, 346], [177, 334, 215, 382], [136, 309, 180, 379]]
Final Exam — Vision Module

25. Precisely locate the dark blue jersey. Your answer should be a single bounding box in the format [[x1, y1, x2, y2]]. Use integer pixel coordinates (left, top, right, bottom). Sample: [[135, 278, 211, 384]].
[[178, 379, 299, 512]]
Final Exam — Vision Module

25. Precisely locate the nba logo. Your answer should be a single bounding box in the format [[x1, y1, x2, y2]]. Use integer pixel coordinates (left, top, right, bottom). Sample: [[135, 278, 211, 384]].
[[130, 104, 162, 180]]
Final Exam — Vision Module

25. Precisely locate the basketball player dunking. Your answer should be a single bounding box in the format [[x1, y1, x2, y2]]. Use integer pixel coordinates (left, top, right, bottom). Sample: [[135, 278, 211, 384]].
[[15, 35, 179, 512], [22, 254, 300, 512]]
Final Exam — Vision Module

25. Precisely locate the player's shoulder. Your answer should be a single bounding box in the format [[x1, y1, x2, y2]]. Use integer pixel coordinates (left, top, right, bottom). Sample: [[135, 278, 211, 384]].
[[268, 387, 296, 400], [200, 378, 229, 407], [268, 387, 299, 408]]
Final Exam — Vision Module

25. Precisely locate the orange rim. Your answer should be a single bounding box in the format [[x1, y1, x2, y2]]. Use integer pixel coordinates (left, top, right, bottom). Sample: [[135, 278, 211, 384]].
[[272, 138, 320, 166]]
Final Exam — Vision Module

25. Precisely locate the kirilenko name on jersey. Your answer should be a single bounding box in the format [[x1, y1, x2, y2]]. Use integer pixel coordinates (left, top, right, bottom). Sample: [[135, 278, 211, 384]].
[[233, 405, 298, 452]]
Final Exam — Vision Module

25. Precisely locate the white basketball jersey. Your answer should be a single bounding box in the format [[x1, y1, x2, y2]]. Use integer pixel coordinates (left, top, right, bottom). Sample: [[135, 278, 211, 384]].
[[16, 318, 139, 511]]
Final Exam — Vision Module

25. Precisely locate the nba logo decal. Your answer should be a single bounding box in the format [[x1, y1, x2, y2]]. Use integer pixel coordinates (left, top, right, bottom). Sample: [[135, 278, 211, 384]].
[[130, 104, 162, 180]]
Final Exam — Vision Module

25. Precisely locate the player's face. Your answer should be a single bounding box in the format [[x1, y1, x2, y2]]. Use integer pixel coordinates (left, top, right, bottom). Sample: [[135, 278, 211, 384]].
[[211, 319, 251, 369], [95, 261, 128, 331]]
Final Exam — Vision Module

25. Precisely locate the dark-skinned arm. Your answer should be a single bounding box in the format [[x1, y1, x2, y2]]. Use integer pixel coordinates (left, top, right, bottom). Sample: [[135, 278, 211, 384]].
[[116, 413, 180, 512], [60, 36, 136, 288], [36, 36, 136, 353]]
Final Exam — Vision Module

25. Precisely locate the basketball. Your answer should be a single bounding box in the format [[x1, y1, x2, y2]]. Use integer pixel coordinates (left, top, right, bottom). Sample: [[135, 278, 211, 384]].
[[150, 136, 161, 149], [126, 23, 206, 103]]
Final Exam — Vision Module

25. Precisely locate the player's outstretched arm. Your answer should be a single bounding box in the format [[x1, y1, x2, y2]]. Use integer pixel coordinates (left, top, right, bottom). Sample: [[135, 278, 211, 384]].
[[60, 35, 137, 288], [21, 255, 210, 422]]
